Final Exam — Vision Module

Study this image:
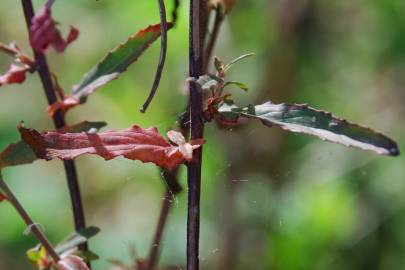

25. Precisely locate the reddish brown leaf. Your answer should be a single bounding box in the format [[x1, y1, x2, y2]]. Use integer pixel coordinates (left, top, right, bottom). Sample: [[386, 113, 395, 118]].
[[47, 96, 80, 117], [57, 255, 89, 270], [30, 4, 79, 53], [0, 64, 29, 86], [0, 192, 7, 202], [19, 125, 203, 170]]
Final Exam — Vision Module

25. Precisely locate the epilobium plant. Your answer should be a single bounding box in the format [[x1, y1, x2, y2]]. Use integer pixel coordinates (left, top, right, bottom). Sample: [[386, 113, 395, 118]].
[[0, 0, 399, 270]]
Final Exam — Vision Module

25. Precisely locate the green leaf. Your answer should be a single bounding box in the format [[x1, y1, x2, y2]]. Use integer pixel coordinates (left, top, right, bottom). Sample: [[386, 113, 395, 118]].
[[0, 121, 107, 169], [219, 101, 399, 156], [72, 23, 173, 103], [55, 226, 100, 255], [223, 53, 255, 72], [224, 81, 249, 91], [77, 250, 100, 261], [26, 245, 51, 268]]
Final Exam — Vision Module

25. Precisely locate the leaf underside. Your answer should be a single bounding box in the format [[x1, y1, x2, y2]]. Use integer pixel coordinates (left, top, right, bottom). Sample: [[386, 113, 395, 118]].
[[19, 125, 202, 170], [55, 226, 100, 255], [219, 101, 399, 156], [0, 121, 106, 169]]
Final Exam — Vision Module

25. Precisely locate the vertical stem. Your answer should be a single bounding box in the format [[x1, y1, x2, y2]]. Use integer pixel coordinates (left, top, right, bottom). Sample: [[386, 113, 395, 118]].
[[203, 7, 224, 72], [144, 169, 182, 270], [188, 1, 208, 270], [20, 0, 88, 254], [0, 174, 60, 263], [144, 189, 172, 270]]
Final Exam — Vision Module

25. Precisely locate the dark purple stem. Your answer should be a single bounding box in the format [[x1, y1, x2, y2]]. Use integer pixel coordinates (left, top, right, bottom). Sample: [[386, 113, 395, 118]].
[[140, 0, 168, 113], [20, 0, 88, 255], [187, 1, 208, 269]]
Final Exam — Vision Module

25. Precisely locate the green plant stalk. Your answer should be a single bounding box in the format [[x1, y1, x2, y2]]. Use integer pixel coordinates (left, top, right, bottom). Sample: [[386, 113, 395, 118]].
[[0, 174, 60, 263], [187, 0, 208, 269], [20, 0, 89, 257]]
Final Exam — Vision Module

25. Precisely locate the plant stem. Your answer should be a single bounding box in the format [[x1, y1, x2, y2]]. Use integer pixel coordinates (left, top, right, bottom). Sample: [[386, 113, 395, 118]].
[[140, 0, 168, 113], [187, 1, 208, 269], [20, 0, 88, 255], [0, 174, 60, 263], [144, 188, 173, 270], [203, 7, 224, 72], [144, 169, 182, 270]]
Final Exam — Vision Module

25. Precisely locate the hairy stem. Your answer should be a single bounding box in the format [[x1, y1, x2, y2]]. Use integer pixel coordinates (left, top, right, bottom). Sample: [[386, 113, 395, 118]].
[[204, 7, 224, 72], [187, 1, 208, 269], [140, 0, 168, 113], [0, 174, 60, 262], [20, 0, 88, 255]]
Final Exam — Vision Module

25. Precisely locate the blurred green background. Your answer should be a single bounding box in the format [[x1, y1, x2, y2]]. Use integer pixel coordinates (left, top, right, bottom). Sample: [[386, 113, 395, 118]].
[[0, 0, 404, 269]]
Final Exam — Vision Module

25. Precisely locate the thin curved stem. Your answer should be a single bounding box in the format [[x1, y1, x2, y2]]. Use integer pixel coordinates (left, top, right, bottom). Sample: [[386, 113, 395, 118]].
[[140, 0, 168, 113], [0, 174, 60, 263]]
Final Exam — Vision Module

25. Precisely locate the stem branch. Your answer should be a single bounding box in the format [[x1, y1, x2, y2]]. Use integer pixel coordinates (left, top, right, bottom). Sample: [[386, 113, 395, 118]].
[[20, 0, 88, 255], [204, 7, 224, 72], [144, 169, 182, 270], [0, 174, 60, 263]]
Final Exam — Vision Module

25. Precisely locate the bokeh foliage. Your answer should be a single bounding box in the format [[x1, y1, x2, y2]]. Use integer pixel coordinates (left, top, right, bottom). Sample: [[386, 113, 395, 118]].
[[0, 0, 404, 269]]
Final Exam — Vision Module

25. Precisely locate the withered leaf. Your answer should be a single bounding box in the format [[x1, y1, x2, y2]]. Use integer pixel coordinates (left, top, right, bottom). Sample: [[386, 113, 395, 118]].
[[0, 121, 106, 169], [19, 125, 203, 170]]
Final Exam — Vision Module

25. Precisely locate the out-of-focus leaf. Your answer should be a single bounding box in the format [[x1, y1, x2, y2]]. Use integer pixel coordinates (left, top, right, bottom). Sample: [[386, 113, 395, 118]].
[[76, 250, 99, 262], [55, 226, 100, 255], [189, 74, 222, 92], [27, 245, 52, 269], [48, 23, 173, 116], [19, 125, 203, 170], [218, 101, 399, 156], [57, 255, 89, 270], [171, 0, 180, 24], [0, 141, 37, 169], [0, 64, 30, 87], [0, 121, 106, 169], [224, 81, 249, 91], [58, 121, 106, 133], [0, 191, 7, 202], [30, 4, 79, 53]]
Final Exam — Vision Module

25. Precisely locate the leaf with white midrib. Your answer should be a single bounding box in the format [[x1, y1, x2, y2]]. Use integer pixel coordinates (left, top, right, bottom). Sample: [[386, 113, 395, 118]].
[[218, 101, 399, 156]]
